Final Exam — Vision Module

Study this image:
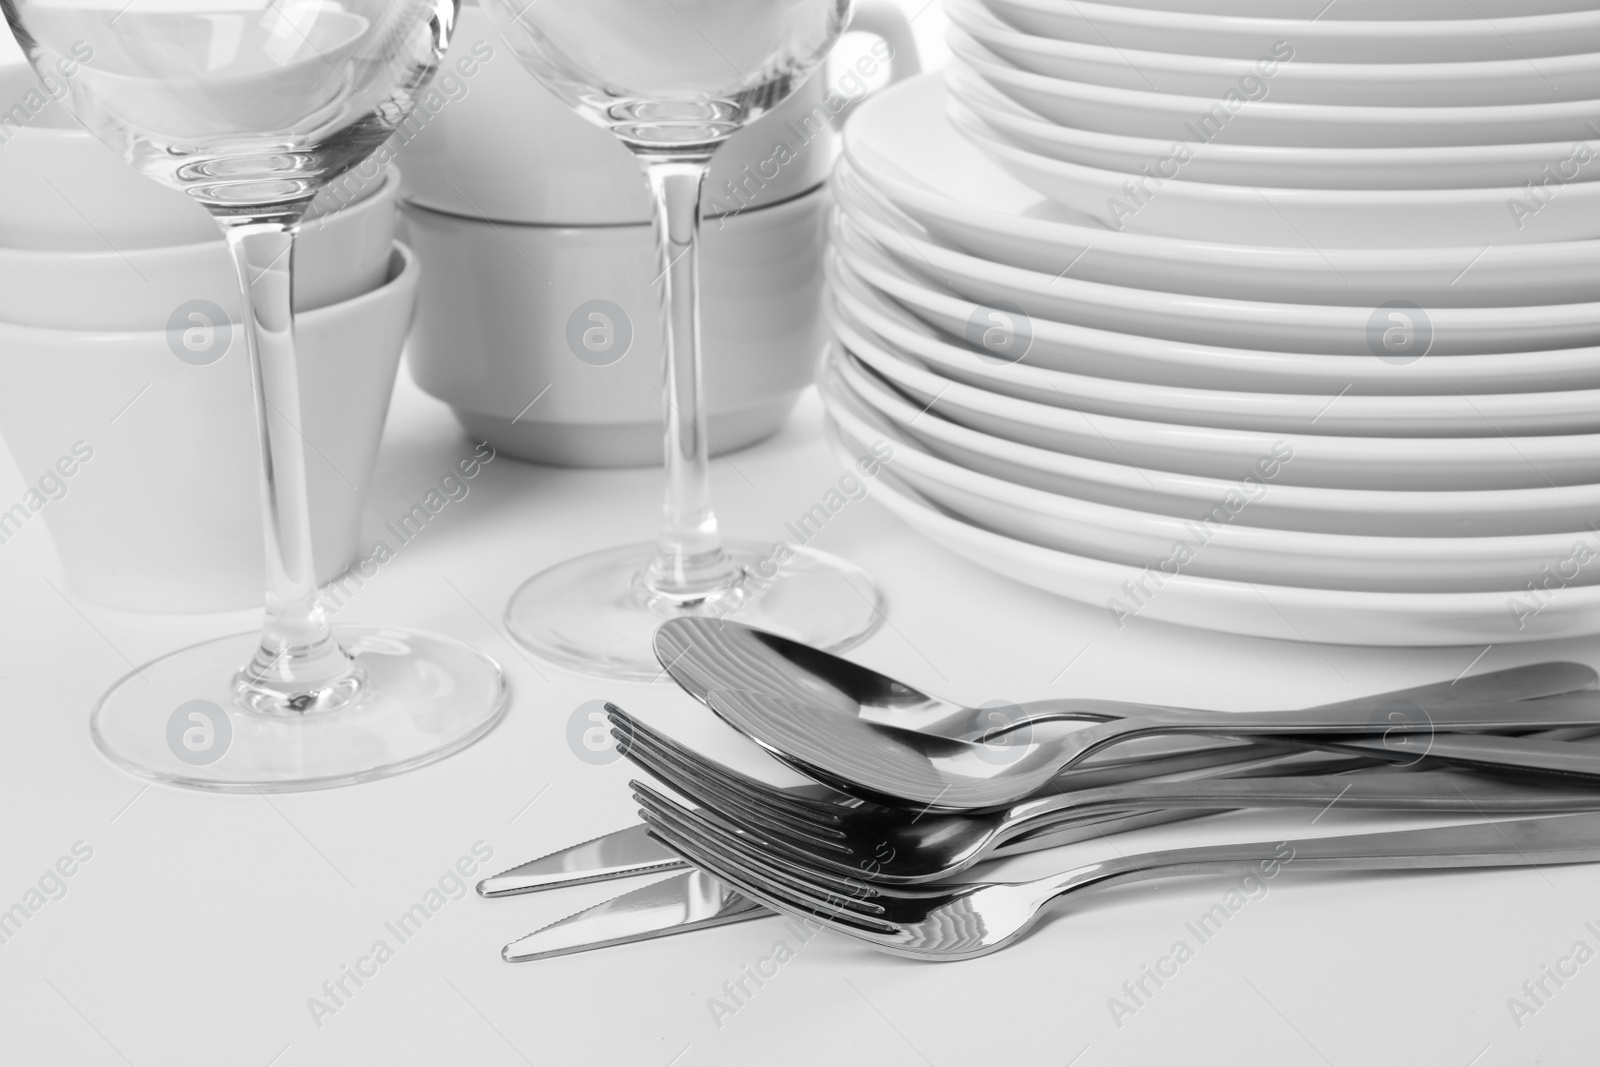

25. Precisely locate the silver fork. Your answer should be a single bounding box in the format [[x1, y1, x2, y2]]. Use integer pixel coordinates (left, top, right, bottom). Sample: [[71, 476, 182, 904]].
[[615, 708, 1367, 880], [613, 705, 1600, 884], [635, 785, 1600, 961]]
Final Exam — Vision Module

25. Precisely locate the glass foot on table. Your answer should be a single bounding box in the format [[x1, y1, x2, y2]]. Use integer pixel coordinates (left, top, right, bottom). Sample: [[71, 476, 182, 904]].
[[505, 540, 885, 681], [90, 626, 509, 793]]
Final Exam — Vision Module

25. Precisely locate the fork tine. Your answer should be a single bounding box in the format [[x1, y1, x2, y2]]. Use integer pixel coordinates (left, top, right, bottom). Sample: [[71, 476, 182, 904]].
[[628, 783, 865, 908], [608, 704, 849, 827], [631, 783, 888, 916], [637, 789, 934, 907], [640, 808, 901, 939], [642, 815, 891, 939], [618, 727, 855, 853]]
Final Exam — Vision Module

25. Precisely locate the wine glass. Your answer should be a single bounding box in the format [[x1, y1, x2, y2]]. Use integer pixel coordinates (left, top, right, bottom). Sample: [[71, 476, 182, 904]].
[[2, 0, 509, 790], [481, 0, 884, 679]]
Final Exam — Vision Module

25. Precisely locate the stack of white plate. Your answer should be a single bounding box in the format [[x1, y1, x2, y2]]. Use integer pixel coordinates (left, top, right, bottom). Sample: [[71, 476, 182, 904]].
[[823, 6, 1600, 645]]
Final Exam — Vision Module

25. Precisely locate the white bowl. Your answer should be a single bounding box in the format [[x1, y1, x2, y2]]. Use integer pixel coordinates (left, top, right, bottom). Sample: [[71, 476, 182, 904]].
[[823, 343, 1600, 538], [837, 333, 1600, 491], [981, 0, 1600, 62], [948, 0, 1600, 105], [829, 267, 1600, 437], [0, 168, 399, 331], [951, 33, 1600, 148], [393, 2, 920, 225], [823, 360, 1600, 594], [948, 66, 1600, 189], [841, 78, 1600, 308], [832, 429, 1600, 647], [0, 244, 418, 613], [957, 109, 1600, 245], [404, 187, 828, 467], [0, 63, 386, 251], [836, 206, 1600, 355]]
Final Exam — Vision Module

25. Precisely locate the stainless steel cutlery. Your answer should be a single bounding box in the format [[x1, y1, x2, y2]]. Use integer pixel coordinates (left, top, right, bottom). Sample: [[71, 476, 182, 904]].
[[637, 785, 1600, 961], [481, 630, 1600, 962]]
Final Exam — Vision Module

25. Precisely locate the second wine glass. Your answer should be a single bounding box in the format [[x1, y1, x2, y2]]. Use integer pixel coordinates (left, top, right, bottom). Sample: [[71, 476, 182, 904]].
[[482, 0, 884, 679]]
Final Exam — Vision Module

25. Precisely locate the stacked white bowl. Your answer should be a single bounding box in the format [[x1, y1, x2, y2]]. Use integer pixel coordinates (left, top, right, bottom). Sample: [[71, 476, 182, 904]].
[[0, 63, 416, 613], [822, 0, 1600, 645]]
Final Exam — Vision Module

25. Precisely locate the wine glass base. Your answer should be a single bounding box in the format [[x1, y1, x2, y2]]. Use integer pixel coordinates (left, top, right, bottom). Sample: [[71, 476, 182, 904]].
[[505, 540, 885, 680], [90, 626, 509, 793]]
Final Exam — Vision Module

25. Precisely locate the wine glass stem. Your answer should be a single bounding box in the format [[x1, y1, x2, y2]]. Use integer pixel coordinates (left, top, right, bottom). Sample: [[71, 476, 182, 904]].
[[221, 219, 360, 712], [643, 159, 741, 601]]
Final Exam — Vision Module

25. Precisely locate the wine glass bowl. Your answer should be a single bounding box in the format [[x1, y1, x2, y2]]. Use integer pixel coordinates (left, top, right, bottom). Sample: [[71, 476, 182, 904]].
[[487, 0, 851, 152], [12, 0, 446, 208]]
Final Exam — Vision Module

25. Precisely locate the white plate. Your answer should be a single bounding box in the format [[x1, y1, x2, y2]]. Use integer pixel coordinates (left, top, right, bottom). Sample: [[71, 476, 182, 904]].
[[952, 101, 1600, 247], [833, 425, 1600, 647], [835, 201, 1600, 355], [822, 333, 1600, 537], [835, 313, 1600, 490], [981, 0, 1600, 62], [822, 354, 1600, 593], [841, 78, 1600, 307], [1070, 0, 1600, 18], [827, 260, 1600, 437], [947, 66, 1600, 190], [951, 30, 1600, 148], [825, 229, 1600, 398], [947, 0, 1600, 106]]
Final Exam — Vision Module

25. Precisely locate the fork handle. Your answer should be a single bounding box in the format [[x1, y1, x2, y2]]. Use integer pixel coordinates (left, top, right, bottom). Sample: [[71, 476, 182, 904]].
[[1005, 768, 1600, 832], [1136, 689, 1600, 735], [1057, 690, 1600, 775], [1051, 811, 1600, 904]]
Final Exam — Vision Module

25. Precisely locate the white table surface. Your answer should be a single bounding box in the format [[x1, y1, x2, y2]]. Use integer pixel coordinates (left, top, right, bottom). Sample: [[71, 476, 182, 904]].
[[2, 371, 1597, 1067]]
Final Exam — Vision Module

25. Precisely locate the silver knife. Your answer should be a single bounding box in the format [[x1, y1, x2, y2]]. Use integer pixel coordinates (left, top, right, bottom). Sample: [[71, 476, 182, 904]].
[[477, 823, 684, 897], [501, 869, 770, 962], [498, 809, 1236, 962]]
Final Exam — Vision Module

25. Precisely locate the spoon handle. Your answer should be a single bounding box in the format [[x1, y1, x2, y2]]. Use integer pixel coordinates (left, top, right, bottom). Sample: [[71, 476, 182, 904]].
[[1058, 690, 1600, 773], [1007, 768, 1600, 832], [1014, 661, 1597, 735], [1331, 731, 1600, 780]]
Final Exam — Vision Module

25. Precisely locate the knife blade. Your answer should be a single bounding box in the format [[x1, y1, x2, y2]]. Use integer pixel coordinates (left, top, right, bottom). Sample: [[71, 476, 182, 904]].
[[477, 823, 686, 897], [501, 869, 771, 962]]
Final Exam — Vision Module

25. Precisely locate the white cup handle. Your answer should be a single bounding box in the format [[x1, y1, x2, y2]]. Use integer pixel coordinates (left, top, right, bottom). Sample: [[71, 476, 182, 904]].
[[835, 0, 922, 122]]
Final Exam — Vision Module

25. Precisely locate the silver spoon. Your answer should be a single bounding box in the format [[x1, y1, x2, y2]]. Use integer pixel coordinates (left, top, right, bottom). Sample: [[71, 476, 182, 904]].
[[653, 619, 1594, 749], [704, 686, 1600, 809]]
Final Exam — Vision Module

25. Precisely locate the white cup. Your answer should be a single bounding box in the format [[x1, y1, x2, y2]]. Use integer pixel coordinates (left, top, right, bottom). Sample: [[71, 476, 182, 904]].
[[0, 167, 399, 331], [404, 187, 831, 466], [391, 1, 918, 466], [0, 244, 419, 613]]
